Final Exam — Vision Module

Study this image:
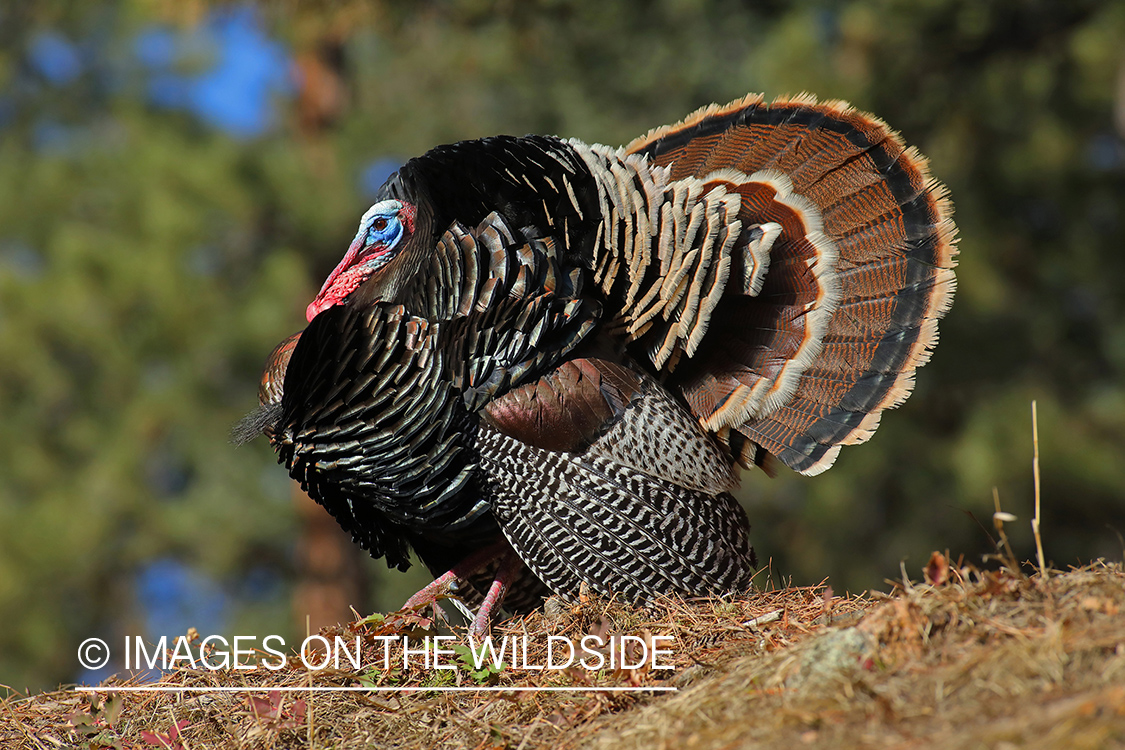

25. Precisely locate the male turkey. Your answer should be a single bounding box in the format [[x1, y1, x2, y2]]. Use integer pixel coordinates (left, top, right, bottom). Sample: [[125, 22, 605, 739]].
[[237, 93, 957, 635]]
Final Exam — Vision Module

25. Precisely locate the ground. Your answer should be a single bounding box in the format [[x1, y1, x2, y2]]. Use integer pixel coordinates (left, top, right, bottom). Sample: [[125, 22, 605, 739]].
[[3, 559, 1124, 749]]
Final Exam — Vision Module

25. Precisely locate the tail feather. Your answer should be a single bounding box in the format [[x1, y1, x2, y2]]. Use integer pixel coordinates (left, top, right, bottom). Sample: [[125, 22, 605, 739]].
[[629, 94, 957, 475]]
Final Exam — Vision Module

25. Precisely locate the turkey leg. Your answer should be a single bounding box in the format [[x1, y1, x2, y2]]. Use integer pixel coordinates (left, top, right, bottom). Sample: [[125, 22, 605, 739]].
[[403, 539, 523, 637]]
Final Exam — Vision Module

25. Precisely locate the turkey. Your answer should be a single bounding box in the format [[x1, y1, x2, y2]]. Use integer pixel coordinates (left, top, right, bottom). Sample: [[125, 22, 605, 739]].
[[236, 93, 957, 635]]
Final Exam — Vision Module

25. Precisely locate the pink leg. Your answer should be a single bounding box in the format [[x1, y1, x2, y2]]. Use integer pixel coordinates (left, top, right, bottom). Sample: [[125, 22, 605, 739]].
[[468, 550, 522, 640], [402, 539, 513, 616]]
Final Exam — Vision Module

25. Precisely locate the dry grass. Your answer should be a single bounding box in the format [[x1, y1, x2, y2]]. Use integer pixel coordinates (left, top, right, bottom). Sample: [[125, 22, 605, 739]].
[[2, 561, 1123, 749], [585, 560, 1125, 750]]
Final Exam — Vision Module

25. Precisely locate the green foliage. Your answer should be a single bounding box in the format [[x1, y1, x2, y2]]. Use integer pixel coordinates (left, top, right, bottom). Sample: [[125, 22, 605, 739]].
[[2, 0, 1123, 694], [451, 642, 505, 684]]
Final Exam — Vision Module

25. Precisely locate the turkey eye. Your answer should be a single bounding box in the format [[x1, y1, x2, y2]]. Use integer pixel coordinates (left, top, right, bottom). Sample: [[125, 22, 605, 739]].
[[372, 217, 389, 232]]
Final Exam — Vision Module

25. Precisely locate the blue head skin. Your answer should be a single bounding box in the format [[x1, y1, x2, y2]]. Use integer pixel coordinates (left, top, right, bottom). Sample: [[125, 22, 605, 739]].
[[306, 199, 417, 321]]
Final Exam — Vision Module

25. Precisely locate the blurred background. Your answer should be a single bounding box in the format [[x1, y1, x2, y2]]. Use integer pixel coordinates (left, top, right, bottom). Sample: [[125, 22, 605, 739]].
[[2, 0, 1124, 694]]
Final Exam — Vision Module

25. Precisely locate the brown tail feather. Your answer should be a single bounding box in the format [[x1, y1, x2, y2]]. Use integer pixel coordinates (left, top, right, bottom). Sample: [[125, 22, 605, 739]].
[[629, 94, 957, 475]]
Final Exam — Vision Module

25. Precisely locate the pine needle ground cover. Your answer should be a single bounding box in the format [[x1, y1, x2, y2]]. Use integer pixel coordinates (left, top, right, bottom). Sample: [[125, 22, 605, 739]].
[[3, 561, 1123, 749]]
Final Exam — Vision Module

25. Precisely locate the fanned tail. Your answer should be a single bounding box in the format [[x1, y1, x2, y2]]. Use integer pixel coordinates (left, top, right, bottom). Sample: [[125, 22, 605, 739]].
[[625, 94, 957, 475]]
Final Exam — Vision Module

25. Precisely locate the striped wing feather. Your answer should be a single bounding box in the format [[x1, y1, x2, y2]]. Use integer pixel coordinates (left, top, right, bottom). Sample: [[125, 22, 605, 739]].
[[479, 428, 755, 603]]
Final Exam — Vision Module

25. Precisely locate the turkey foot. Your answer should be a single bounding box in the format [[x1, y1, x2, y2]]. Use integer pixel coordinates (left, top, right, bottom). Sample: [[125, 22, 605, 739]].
[[403, 539, 522, 638]]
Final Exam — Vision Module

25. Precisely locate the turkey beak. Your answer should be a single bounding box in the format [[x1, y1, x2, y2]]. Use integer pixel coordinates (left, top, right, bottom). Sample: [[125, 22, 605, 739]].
[[306, 237, 365, 322]]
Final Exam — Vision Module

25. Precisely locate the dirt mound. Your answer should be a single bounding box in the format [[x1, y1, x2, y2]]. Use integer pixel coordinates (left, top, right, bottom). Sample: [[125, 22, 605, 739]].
[[3, 561, 1123, 749]]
